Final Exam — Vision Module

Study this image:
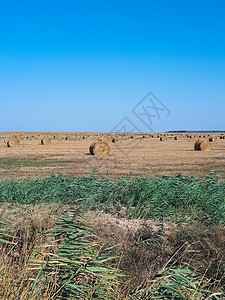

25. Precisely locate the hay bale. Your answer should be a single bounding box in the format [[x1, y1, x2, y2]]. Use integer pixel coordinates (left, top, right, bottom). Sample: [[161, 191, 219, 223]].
[[4, 137, 10, 144], [111, 135, 119, 143], [174, 136, 181, 140], [6, 136, 20, 147], [98, 134, 111, 142], [160, 136, 167, 141], [89, 140, 110, 156], [209, 136, 217, 142], [41, 136, 52, 145], [15, 134, 23, 141], [194, 140, 211, 151], [65, 136, 73, 141]]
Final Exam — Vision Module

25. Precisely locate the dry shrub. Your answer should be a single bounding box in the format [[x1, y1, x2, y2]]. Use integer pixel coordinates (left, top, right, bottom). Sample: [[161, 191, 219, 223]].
[[89, 140, 110, 156], [84, 212, 225, 292], [41, 136, 52, 145], [6, 136, 20, 148], [172, 223, 225, 288], [209, 136, 217, 142], [194, 140, 211, 151], [0, 204, 61, 300], [65, 136, 73, 141], [160, 136, 167, 141]]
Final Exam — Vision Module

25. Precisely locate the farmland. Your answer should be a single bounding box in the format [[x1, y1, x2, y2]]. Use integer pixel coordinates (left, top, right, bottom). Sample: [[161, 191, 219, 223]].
[[0, 132, 225, 179], [0, 132, 225, 299]]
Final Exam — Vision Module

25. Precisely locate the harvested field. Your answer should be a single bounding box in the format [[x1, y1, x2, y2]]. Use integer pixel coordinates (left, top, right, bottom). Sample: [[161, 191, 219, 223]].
[[0, 132, 224, 179]]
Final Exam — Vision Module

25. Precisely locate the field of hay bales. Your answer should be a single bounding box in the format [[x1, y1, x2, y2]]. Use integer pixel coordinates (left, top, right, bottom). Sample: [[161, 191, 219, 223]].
[[0, 132, 225, 180], [1, 132, 225, 299]]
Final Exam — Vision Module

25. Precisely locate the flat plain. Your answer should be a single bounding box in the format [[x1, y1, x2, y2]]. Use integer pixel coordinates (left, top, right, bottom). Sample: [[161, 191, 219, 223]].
[[0, 132, 224, 180]]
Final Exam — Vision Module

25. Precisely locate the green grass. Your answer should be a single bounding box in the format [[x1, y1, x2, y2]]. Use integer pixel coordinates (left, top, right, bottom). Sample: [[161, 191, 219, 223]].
[[0, 158, 52, 170], [0, 171, 225, 299], [0, 171, 225, 225]]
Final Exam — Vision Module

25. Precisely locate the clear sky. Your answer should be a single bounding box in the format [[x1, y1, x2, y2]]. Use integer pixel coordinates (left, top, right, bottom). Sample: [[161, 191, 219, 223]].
[[0, 0, 224, 132]]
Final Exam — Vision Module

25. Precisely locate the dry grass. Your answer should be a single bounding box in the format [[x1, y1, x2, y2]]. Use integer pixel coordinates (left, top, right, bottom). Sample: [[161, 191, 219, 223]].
[[0, 132, 224, 179], [0, 204, 62, 300]]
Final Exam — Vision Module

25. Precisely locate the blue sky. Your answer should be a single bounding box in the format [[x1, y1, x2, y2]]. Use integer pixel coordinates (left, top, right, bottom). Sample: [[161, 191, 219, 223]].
[[0, 0, 224, 132]]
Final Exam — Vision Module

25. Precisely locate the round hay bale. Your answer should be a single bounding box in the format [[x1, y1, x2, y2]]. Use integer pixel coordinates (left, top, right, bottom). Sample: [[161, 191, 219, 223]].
[[41, 136, 52, 145], [7, 136, 20, 147], [111, 135, 119, 143], [160, 136, 167, 141], [98, 134, 111, 142], [194, 140, 211, 151], [89, 140, 110, 156], [15, 134, 23, 141], [209, 136, 217, 142], [4, 137, 11, 144], [174, 136, 181, 140], [65, 136, 73, 141]]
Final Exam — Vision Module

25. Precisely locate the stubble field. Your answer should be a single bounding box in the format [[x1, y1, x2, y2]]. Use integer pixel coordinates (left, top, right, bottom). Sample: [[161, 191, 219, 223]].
[[0, 132, 225, 180]]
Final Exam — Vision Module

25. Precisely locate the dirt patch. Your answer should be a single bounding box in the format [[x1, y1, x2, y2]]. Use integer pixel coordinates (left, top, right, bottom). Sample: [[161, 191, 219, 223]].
[[83, 211, 225, 288], [84, 211, 176, 251]]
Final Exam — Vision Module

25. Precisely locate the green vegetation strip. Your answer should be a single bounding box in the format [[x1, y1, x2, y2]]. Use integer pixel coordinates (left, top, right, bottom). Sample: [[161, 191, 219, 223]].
[[0, 158, 52, 170], [0, 171, 225, 225]]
